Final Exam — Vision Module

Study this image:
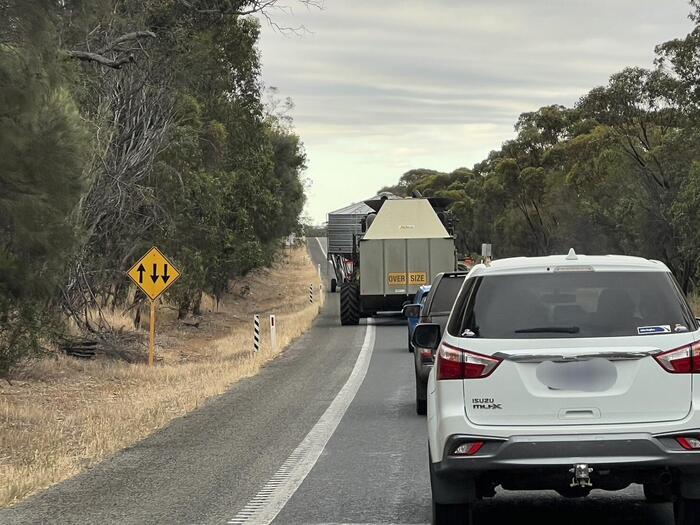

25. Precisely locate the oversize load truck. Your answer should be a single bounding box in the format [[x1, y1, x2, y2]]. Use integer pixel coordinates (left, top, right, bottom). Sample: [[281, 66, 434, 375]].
[[337, 197, 456, 325]]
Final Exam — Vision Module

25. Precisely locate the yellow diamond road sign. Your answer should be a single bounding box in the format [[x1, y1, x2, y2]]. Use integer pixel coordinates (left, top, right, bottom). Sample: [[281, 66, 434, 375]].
[[127, 247, 181, 300]]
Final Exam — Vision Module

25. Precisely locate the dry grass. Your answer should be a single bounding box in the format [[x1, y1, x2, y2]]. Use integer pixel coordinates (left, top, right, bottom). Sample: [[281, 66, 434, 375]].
[[688, 294, 700, 317], [0, 245, 324, 508]]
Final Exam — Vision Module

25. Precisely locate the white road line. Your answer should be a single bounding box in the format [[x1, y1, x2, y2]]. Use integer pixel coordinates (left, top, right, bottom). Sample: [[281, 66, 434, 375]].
[[315, 236, 328, 259], [227, 320, 376, 525]]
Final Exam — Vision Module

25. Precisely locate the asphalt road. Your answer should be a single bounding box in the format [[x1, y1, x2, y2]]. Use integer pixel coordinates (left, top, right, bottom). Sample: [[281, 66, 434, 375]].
[[0, 238, 675, 524]]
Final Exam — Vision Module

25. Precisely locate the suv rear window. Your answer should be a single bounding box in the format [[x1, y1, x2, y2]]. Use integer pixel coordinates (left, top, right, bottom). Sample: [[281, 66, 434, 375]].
[[448, 271, 696, 339], [429, 274, 466, 313]]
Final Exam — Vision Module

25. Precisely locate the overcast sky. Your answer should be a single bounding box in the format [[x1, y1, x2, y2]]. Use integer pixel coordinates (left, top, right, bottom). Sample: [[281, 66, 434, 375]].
[[257, 1, 695, 224]]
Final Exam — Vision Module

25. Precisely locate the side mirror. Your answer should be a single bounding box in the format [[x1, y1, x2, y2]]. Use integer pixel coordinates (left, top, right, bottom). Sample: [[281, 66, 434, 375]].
[[402, 304, 421, 318], [413, 323, 441, 350]]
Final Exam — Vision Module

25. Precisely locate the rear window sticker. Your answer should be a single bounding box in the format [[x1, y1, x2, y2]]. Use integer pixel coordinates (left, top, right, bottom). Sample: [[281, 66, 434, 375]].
[[637, 325, 672, 335], [461, 329, 476, 337], [673, 324, 690, 333]]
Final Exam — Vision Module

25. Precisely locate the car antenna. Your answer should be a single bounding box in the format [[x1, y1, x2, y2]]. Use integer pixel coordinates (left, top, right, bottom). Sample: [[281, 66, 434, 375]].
[[566, 248, 578, 261]]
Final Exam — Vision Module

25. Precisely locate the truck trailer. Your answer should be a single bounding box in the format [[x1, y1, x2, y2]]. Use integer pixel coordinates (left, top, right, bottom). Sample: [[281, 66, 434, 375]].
[[333, 196, 456, 325], [326, 200, 375, 293]]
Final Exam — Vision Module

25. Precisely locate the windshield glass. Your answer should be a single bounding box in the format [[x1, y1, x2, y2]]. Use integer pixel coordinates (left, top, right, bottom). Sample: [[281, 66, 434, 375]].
[[429, 274, 466, 313], [449, 271, 695, 339]]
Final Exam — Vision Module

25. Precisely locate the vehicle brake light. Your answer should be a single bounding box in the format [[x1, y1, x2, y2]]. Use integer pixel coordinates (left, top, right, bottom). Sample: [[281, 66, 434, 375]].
[[419, 348, 433, 364], [677, 437, 700, 450], [452, 441, 484, 456], [436, 343, 502, 380], [654, 342, 700, 374]]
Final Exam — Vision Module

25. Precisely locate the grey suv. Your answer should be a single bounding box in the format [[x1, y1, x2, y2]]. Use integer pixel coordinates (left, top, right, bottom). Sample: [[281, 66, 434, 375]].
[[403, 271, 467, 415]]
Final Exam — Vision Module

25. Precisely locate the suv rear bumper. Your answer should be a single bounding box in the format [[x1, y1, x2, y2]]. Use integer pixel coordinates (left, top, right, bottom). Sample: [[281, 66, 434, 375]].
[[431, 432, 700, 504], [437, 432, 700, 471]]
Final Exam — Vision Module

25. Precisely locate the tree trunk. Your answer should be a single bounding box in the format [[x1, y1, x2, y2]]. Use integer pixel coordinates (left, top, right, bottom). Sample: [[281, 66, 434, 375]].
[[192, 290, 203, 316]]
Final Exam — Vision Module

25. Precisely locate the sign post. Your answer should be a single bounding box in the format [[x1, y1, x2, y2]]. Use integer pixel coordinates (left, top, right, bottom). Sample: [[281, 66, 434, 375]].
[[127, 247, 181, 367], [149, 300, 156, 366]]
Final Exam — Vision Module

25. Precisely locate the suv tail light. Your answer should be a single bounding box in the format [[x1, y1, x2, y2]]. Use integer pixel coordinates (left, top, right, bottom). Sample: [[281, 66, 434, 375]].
[[677, 437, 700, 450], [436, 343, 502, 380], [451, 441, 484, 456], [654, 342, 700, 373]]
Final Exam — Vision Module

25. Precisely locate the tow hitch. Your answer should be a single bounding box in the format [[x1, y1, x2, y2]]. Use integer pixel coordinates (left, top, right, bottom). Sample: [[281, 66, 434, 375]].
[[570, 464, 594, 488]]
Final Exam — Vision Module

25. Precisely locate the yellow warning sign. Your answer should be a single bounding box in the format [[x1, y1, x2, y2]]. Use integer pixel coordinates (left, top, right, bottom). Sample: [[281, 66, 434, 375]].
[[387, 272, 428, 287], [127, 247, 181, 300]]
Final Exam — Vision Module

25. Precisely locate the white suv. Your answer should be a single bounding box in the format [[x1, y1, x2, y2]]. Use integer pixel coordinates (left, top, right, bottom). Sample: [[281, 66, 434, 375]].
[[412, 251, 700, 525]]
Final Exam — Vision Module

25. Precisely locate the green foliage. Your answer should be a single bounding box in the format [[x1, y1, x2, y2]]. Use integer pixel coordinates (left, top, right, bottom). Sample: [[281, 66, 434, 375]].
[[149, 9, 307, 315], [0, 0, 309, 373], [0, 10, 88, 373]]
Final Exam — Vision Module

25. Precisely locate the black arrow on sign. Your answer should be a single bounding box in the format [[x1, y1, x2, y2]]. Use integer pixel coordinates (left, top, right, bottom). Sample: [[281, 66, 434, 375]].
[[151, 263, 159, 283], [162, 264, 170, 283], [136, 264, 145, 284]]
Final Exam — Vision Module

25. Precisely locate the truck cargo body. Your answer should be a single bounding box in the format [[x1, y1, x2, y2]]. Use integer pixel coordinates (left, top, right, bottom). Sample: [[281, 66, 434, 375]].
[[327, 201, 373, 256], [359, 237, 455, 313], [338, 197, 457, 324]]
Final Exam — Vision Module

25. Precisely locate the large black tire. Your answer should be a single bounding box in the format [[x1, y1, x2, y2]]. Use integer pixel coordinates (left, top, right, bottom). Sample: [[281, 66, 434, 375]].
[[340, 282, 360, 325], [675, 497, 700, 524], [330, 278, 337, 293], [416, 398, 427, 416], [408, 329, 414, 353], [644, 482, 672, 503]]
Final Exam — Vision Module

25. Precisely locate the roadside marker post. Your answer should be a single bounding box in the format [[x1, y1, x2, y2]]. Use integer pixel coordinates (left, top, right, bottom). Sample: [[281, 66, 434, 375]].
[[270, 315, 277, 352], [309, 284, 314, 304], [254, 315, 261, 354], [127, 247, 181, 367]]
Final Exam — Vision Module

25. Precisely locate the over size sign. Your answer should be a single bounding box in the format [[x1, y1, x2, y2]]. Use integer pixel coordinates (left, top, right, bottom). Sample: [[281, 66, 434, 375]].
[[387, 272, 428, 287]]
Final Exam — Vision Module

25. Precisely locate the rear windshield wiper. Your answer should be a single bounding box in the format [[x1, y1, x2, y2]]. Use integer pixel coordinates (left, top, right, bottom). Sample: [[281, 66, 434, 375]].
[[514, 326, 580, 334]]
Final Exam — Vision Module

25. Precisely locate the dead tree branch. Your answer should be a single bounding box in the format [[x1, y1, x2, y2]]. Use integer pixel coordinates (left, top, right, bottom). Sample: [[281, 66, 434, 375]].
[[177, 0, 322, 15], [66, 31, 156, 69], [176, 0, 323, 34], [66, 50, 136, 69], [96, 31, 156, 54], [62, 65, 174, 330]]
